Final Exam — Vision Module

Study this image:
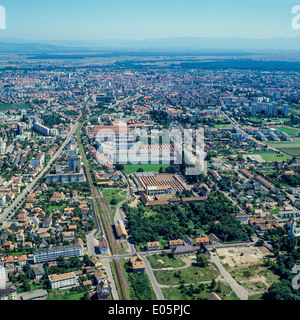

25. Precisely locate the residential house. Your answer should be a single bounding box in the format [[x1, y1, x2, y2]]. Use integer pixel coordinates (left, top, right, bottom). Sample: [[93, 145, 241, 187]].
[[42, 218, 52, 228], [130, 253, 145, 273], [97, 281, 110, 300], [208, 233, 220, 245], [22, 242, 33, 249], [98, 238, 108, 254], [89, 256, 102, 269], [182, 236, 193, 246], [0, 286, 17, 300], [169, 239, 183, 249], [2, 240, 13, 249], [3, 256, 14, 268], [195, 237, 209, 246], [32, 266, 45, 280], [93, 269, 108, 285], [16, 230, 25, 242], [61, 232, 74, 242], [147, 241, 160, 251]]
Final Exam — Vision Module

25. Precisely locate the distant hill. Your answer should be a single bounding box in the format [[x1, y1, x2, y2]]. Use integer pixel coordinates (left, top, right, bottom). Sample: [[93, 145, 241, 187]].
[[0, 42, 70, 53], [0, 36, 300, 53]]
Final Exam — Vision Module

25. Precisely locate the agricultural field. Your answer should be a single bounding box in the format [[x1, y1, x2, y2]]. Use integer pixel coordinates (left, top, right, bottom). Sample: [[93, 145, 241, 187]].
[[268, 138, 300, 157]]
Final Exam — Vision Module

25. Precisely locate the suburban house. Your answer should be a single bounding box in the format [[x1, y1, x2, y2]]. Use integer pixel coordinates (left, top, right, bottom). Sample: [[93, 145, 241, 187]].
[[93, 269, 107, 285], [130, 253, 145, 273], [97, 238, 108, 254], [195, 237, 209, 246], [97, 281, 111, 300], [147, 241, 160, 251], [169, 239, 183, 249], [208, 233, 220, 245]]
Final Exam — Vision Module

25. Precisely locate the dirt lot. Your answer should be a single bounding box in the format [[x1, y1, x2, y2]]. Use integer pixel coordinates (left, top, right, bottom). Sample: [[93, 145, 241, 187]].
[[216, 246, 278, 294], [216, 246, 273, 267]]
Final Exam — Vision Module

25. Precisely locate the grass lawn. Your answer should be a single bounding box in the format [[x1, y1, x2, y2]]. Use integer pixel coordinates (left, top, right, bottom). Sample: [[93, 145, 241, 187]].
[[248, 293, 265, 300], [260, 153, 289, 162], [213, 124, 233, 129], [275, 126, 300, 135], [47, 291, 86, 300], [120, 258, 157, 300], [147, 253, 186, 269], [153, 263, 220, 286], [48, 203, 68, 212], [102, 188, 127, 215], [161, 281, 239, 300], [122, 164, 172, 175]]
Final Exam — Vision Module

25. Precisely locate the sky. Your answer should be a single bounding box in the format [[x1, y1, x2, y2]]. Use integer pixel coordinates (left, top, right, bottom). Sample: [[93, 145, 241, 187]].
[[0, 0, 299, 41]]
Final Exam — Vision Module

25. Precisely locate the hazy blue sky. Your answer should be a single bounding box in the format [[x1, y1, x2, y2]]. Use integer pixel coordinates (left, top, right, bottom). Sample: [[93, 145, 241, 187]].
[[0, 0, 299, 40]]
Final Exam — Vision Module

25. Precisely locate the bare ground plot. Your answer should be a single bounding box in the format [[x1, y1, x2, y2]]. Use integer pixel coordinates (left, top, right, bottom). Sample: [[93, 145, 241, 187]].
[[216, 246, 279, 295], [128, 197, 139, 208]]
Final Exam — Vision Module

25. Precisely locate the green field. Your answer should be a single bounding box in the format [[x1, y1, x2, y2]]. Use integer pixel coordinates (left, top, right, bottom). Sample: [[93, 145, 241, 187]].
[[122, 164, 172, 175], [275, 126, 300, 135], [161, 281, 239, 300], [147, 254, 186, 269], [0, 103, 31, 110], [260, 153, 289, 162], [48, 291, 86, 300], [121, 258, 157, 300], [153, 263, 220, 286], [101, 188, 127, 215], [213, 124, 233, 129]]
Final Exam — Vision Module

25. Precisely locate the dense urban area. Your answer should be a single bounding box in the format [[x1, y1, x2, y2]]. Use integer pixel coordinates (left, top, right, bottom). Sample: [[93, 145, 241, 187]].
[[0, 52, 300, 301]]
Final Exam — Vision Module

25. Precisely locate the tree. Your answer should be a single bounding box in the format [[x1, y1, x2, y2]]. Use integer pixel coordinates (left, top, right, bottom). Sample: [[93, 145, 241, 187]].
[[256, 239, 264, 247], [23, 279, 31, 292], [268, 280, 293, 300], [237, 154, 243, 162], [210, 279, 216, 289], [196, 254, 208, 268], [81, 292, 90, 300], [110, 198, 117, 206], [115, 164, 124, 171]]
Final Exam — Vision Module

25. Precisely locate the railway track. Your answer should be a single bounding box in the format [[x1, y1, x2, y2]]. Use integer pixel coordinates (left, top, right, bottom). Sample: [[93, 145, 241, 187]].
[[77, 123, 127, 300]]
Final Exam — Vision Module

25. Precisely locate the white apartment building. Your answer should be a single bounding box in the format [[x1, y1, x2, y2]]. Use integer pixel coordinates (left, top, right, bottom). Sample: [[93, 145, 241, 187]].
[[48, 272, 77, 289]]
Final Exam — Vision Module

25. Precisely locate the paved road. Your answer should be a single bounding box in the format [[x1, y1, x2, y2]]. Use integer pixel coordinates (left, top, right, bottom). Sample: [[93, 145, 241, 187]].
[[101, 257, 120, 300], [210, 253, 248, 300], [143, 256, 165, 300]]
